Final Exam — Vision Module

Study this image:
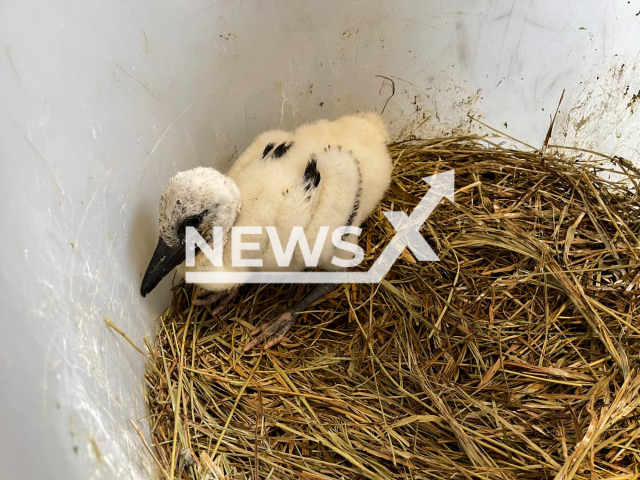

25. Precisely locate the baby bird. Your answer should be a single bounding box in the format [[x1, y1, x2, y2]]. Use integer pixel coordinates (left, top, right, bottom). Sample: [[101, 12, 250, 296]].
[[141, 112, 392, 349]]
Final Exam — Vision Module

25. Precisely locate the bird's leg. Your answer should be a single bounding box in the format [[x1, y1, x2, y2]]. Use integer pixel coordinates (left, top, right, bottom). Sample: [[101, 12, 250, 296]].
[[244, 283, 338, 351], [210, 288, 240, 316]]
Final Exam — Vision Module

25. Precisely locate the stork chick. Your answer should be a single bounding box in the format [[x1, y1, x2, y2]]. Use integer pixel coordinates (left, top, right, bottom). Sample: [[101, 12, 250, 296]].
[[141, 112, 391, 350]]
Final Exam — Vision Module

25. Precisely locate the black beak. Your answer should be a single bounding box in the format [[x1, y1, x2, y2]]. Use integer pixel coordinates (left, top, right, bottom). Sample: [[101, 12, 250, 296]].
[[140, 238, 186, 297]]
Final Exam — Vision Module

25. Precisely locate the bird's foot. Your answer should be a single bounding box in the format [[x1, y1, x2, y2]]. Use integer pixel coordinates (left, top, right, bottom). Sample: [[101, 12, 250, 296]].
[[192, 290, 222, 306], [192, 288, 239, 316], [244, 311, 297, 351]]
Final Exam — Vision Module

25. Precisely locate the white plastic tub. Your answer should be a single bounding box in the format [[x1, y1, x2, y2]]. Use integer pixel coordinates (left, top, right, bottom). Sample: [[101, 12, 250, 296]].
[[1, 1, 638, 478]]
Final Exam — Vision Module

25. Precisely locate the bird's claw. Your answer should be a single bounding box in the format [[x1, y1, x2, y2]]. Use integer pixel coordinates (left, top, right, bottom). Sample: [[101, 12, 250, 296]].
[[192, 288, 239, 317], [192, 291, 222, 306], [244, 311, 296, 351]]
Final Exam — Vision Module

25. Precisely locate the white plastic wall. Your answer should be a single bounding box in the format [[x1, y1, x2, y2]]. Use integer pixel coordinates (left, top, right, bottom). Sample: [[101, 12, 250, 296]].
[[1, 1, 638, 478]]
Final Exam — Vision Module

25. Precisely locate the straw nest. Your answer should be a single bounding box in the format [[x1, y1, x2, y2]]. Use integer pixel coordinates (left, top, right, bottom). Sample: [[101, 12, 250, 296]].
[[140, 136, 640, 480]]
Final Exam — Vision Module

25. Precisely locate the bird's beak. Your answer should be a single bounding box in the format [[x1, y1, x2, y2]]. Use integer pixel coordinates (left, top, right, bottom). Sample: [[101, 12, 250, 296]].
[[140, 238, 185, 297]]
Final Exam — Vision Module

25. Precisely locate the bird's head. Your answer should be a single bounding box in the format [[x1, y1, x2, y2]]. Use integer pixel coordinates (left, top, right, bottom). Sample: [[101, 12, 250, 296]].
[[140, 167, 241, 297]]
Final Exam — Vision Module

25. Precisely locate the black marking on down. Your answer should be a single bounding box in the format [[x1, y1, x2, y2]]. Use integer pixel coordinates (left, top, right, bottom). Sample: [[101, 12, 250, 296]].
[[272, 142, 293, 158], [303, 154, 321, 192], [262, 142, 276, 158]]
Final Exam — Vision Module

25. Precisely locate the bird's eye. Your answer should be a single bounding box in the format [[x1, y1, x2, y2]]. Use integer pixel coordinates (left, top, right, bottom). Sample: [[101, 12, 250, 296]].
[[183, 215, 202, 228], [178, 211, 208, 240], [177, 208, 210, 241]]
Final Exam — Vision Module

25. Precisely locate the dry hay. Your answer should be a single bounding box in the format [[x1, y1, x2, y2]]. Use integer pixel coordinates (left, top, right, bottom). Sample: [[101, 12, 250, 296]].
[[139, 136, 640, 480]]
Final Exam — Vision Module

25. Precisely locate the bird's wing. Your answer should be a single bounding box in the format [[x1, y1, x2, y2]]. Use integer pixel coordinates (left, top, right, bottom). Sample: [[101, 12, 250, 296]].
[[274, 144, 362, 235], [273, 151, 323, 231]]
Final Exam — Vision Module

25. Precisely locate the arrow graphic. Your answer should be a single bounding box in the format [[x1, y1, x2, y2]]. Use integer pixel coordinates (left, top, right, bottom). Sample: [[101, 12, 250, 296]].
[[185, 170, 455, 284]]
